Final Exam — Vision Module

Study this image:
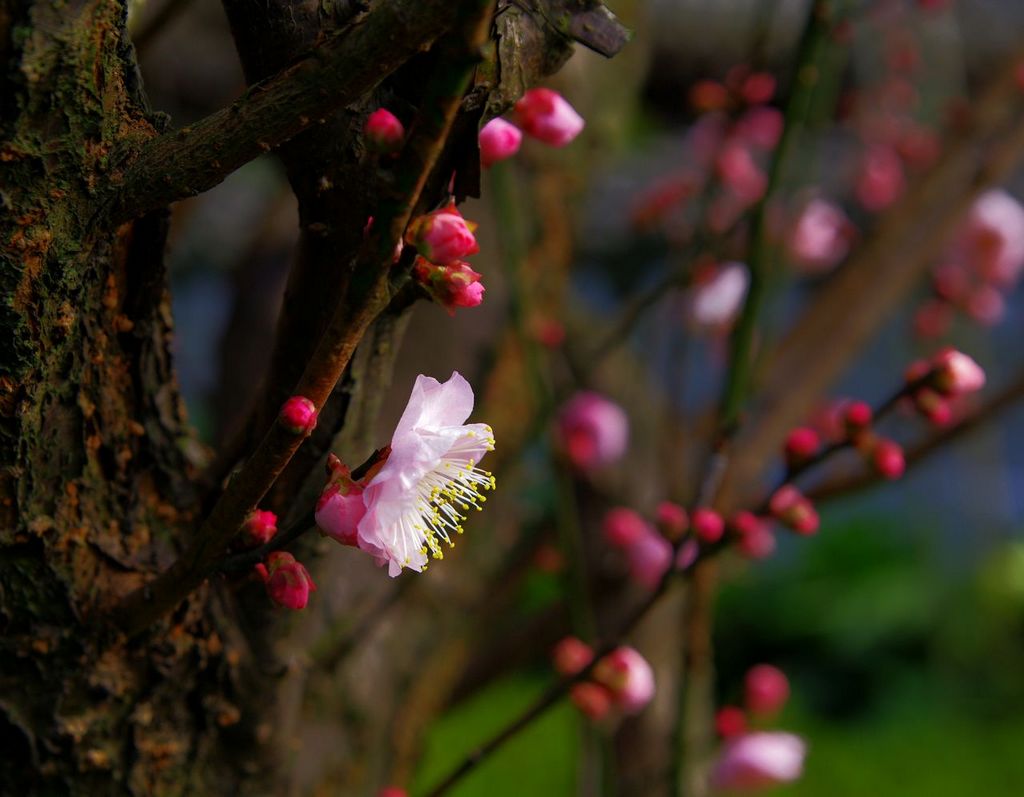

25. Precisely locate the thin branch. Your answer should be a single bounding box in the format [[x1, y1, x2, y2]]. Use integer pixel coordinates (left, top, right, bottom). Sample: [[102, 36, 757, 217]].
[[807, 370, 1024, 503], [421, 369, 916, 797], [108, 0, 466, 223], [108, 0, 496, 637]]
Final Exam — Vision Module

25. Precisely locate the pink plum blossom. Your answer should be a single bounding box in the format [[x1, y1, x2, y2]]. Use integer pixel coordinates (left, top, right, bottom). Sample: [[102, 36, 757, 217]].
[[356, 372, 495, 576], [952, 189, 1024, 285], [315, 457, 367, 547], [931, 348, 985, 396], [786, 199, 853, 274], [557, 392, 629, 469], [711, 732, 806, 791], [515, 88, 585, 147], [479, 118, 522, 167]]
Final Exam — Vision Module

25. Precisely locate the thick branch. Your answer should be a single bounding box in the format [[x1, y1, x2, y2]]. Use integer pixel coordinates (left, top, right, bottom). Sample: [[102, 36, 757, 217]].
[[108, 0, 465, 223], [108, 0, 495, 637]]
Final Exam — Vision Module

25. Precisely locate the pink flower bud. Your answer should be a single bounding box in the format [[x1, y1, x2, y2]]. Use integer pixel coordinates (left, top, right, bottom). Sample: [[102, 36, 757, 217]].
[[378, 788, 407, 797], [404, 203, 479, 264], [731, 512, 776, 560], [624, 529, 673, 589], [716, 706, 748, 739], [931, 348, 985, 396], [603, 507, 649, 548], [315, 461, 366, 547], [769, 486, 819, 535], [557, 392, 629, 470], [965, 284, 1006, 326], [745, 664, 790, 715], [364, 108, 404, 154], [243, 509, 278, 546], [593, 646, 656, 714], [871, 438, 905, 480], [914, 388, 953, 426], [479, 118, 522, 168], [514, 88, 585, 147], [412, 257, 485, 315], [553, 636, 593, 676], [279, 396, 317, 435], [692, 507, 725, 544], [255, 552, 316, 610], [711, 732, 806, 791], [570, 682, 613, 720], [843, 400, 873, 436], [784, 426, 820, 465], [655, 501, 689, 539]]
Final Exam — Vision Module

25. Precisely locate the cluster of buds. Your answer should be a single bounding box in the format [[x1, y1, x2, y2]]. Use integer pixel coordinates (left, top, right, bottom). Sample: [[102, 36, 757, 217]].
[[712, 664, 806, 791], [255, 552, 316, 610], [916, 190, 1024, 336], [553, 638, 655, 720], [476, 88, 585, 169], [768, 485, 819, 535], [905, 348, 986, 426], [556, 391, 629, 471], [406, 203, 484, 314]]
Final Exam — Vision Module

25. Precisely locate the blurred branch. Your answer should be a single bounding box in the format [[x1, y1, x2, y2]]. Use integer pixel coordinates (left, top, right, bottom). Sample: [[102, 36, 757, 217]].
[[108, 0, 495, 636], [719, 44, 1024, 512], [807, 370, 1024, 503], [109, 0, 463, 223], [420, 368, 918, 796]]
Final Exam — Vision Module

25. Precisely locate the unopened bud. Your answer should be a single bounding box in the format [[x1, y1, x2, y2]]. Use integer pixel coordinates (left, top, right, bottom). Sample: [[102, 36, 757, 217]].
[[279, 396, 317, 435], [364, 108, 404, 154]]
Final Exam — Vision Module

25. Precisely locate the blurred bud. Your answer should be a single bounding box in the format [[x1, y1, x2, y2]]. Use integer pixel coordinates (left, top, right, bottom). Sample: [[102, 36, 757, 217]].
[[689, 262, 750, 329], [655, 501, 689, 539], [557, 392, 629, 470], [740, 72, 776, 105], [711, 732, 806, 791], [769, 486, 819, 535], [279, 396, 317, 435], [731, 512, 776, 560], [784, 426, 820, 466], [965, 284, 1006, 326], [364, 108, 404, 154], [870, 438, 906, 480], [786, 199, 853, 274], [690, 79, 730, 112], [913, 388, 953, 426], [515, 88, 585, 147], [255, 552, 316, 610], [553, 636, 594, 676], [594, 646, 656, 714], [412, 257, 485, 315], [856, 146, 905, 212], [716, 141, 767, 203], [692, 507, 725, 544], [931, 348, 985, 396], [716, 706, 748, 739], [479, 117, 522, 168], [913, 299, 953, 339], [735, 106, 783, 151], [405, 203, 480, 264], [603, 507, 649, 548], [243, 509, 278, 546], [843, 400, 873, 437], [570, 682, 613, 720], [624, 529, 673, 589], [745, 664, 790, 715]]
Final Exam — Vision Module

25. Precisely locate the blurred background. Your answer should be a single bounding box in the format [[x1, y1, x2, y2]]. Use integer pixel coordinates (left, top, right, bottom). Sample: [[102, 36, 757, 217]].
[[130, 0, 1024, 794]]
